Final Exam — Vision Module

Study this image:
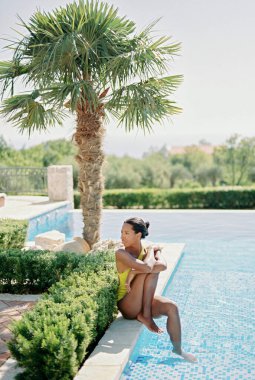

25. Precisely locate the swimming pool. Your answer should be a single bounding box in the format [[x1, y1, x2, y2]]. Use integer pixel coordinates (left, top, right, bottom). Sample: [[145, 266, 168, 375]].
[[28, 208, 255, 242], [28, 210, 255, 379]]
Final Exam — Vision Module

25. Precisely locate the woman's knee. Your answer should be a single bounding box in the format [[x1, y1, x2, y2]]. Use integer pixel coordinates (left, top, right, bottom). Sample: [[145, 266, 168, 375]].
[[146, 272, 159, 280], [119, 309, 137, 320], [166, 301, 179, 316], [133, 273, 147, 281]]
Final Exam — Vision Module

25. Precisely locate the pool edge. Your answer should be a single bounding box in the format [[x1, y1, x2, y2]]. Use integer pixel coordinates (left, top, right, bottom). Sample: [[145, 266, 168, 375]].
[[74, 243, 185, 380]]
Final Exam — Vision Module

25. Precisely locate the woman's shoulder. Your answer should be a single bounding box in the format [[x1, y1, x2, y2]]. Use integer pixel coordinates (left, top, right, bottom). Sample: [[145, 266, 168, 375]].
[[115, 249, 131, 273], [115, 248, 128, 260]]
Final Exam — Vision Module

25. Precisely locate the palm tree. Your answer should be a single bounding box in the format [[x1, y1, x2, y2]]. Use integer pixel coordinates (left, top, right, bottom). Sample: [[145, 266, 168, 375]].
[[0, 0, 182, 247]]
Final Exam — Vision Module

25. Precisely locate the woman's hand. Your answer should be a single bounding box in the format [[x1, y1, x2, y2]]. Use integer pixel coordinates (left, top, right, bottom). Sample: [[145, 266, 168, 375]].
[[125, 282, 131, 293], [140, 246, 155, 272], [146, 245, 162, 254], [153, 246, 162, 255], [125, 270, 136, 293]]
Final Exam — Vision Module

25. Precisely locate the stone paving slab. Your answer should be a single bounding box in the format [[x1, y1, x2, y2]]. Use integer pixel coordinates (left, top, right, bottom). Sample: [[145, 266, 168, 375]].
[[75, 365, 122, 380], [0, 358, 22, 380], [0, 296, 40, 369]]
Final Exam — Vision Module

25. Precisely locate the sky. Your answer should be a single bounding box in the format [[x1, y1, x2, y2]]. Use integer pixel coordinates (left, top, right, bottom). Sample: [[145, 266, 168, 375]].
[[0, 0, 255, 156]]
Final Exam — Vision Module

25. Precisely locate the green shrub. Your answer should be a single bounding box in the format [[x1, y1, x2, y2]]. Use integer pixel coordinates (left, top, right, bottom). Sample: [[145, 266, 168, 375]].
[[0, 219, 28, 249], [9, 299, 90, 380], [47, 272, 118, 337], [8, 270, 118, 380]]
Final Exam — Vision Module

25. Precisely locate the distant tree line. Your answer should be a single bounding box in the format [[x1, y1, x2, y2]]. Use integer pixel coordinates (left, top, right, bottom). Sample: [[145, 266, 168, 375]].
[[1, 134, 255, 189], [104, 135, 255, 188]]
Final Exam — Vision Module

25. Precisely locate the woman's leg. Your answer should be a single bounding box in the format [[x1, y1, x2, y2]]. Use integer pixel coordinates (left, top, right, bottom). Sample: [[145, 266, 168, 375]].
[[137, 273, 163, 333], [152, 296, 197, 362], [117, 273, 162, 333], [117, 273, 147, 319]]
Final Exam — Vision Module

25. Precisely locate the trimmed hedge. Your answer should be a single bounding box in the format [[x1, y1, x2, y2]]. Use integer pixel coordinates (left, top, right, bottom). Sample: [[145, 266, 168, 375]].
[[73, 192, 81, 209], [0, 248, 116, 294], [0, 219, 28, 249], [73, 187, 255, 209], [6, 249, 118, 380]]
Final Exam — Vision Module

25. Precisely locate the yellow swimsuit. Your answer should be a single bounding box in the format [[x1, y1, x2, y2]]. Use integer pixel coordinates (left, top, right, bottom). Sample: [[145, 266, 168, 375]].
[[117, 247, 145, 302]]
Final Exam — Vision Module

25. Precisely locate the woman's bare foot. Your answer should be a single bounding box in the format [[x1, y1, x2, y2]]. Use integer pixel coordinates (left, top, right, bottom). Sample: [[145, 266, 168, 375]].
[[172, 348, 198, 363], [137, 312, 163, 334]]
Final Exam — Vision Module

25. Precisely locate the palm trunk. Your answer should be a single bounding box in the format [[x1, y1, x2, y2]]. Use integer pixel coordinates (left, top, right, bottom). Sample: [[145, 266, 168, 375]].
[[74, 108, 105, 248]]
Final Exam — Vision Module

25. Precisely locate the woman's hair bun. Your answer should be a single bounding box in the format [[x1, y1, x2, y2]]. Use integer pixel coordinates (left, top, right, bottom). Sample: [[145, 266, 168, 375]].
[[145, 221, 150, 236], [124, 217, 150, 239]]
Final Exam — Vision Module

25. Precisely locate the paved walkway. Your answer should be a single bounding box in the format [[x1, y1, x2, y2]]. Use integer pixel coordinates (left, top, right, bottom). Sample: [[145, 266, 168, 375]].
[[0, 195, 70, 220], [0, 295, 40, 368]]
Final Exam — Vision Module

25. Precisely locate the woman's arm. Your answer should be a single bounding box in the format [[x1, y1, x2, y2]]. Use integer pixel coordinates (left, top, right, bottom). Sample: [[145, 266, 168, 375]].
[[143, 246, 157, 270], [124, 247, 159, 292], [125, 270, 136, 293], [128, 264, 166, 275], [115, 247, 156, 273], [129, 247, 167, 274]]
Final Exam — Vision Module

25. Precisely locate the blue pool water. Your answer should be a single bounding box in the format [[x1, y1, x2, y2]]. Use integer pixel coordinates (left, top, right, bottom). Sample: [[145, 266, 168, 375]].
[[28, 210, 255, 379], [28, 209, 255, 242], [121, 237, 255, 380], [28, 204, 72, 241]]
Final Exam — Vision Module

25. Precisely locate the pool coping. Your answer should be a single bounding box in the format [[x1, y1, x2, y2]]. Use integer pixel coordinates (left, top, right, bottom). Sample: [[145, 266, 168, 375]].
[[0, 195, 71, 221], [74, 243, 185, 380]]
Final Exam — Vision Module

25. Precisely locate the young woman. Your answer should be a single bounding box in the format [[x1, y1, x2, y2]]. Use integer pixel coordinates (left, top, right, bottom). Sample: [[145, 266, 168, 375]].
[[115, 217, 197, 363]]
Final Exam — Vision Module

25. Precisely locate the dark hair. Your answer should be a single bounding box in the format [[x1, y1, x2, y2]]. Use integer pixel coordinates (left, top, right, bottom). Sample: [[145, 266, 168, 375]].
[[124, 217, 150, 239]]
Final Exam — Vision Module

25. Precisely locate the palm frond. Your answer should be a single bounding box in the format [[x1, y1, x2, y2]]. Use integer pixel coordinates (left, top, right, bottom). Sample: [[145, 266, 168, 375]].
[[10, 0, 136, 85], [106, 75, 183, 131], [1, 92, 65, 135], [0, 60, 30, 97], [104, 25, 181, 87], [43, 80, 99, 112]]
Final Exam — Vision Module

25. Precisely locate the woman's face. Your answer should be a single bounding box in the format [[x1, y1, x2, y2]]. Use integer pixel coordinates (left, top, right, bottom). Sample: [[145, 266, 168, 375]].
[[121, 223, 140, 247]]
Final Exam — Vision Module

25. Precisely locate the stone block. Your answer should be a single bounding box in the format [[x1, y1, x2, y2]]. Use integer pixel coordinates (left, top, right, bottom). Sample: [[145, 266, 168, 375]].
[[23, 242, 43, 251], [35, 230, 65, 250], [53, 237, 90, 253]]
